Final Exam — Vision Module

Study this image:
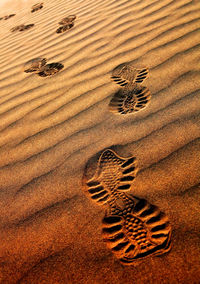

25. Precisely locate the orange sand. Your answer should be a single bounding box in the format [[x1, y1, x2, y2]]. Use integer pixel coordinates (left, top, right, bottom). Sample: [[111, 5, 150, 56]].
[[0, 0, 200, 283]]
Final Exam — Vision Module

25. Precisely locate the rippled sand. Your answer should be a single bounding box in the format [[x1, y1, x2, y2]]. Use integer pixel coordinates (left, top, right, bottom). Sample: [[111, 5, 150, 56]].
[[0, 0, 200, 283]]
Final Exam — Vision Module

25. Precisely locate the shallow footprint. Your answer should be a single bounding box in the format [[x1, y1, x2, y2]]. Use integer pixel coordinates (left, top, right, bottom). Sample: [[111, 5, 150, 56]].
[[102, 194, 172, 265], [82, 149, 138, 206], [109, 85, 151, 115], [31, 3, 43, 13], [56, 23, 74, 34], [12, 24, 35, 32], [10, 24, 25, 32], [19, 24, 35, 31], [23, 58, 47, 73], [58, 15, 76, 25], [3, 14, 16, 20], [111, 63, 149, 86], [37, 62, 64, 77]]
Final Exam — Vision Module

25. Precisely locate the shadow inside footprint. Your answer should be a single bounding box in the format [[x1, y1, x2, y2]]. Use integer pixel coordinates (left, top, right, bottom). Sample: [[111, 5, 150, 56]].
[[37, 63, 64, 77], [56, 23, 74, 34], [31, 3, 43, 13], [109, 85, 151, 115]]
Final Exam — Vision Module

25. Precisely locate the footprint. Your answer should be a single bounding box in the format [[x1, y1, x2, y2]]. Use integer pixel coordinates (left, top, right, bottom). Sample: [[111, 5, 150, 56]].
[[24, 59, 64, 77], [57, 14, 76, 34], [11, 24, 34, 32], [109, 85, 151, 114], [83, 149, 138, 205], [58, 15, 76, 25], [20, 24, 35, 31], [10, 25, 25, 32], [31, 3, 43, 13], [102, 194, 172, 264], [23, 58, 47, 73], [3, 14, 16, 20], [111, 64, 149, 87], [109, 63, 151, 115], [37, 62, 64, 77], [56, 23, 74, 34], [83, 148, 172, 264]]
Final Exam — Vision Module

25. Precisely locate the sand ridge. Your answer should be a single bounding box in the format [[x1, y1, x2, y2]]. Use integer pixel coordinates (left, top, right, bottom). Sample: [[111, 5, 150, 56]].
[[0, 0, 200, 283]]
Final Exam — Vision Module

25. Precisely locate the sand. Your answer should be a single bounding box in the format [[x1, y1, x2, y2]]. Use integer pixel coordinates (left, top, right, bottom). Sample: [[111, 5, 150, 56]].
[[0, 0, 200, 283]]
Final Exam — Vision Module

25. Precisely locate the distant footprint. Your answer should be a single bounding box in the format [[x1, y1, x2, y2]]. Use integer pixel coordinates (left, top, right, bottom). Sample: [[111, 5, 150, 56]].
[[83, 149, 138, 205], [23, 59, 64, 77], [31, 3, 43, 13], [111, 64, 149, 87], [37, 63, 64, 77], [58, 15, 76, 25], [56, 23, 74, 34], [10, 25, 25, 32], [109, 85, 151, 114], [3, 14, 16, 20], [22, 24, 35, 31], [11, 24, 34, 32], [102, 195, 172, 264], [56, 14, 76, 34], [23, 58, 47, 73]]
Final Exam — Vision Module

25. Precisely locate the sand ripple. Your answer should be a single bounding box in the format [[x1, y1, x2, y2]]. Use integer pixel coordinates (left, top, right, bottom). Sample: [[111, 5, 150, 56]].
[[0, 0, 199, 283]]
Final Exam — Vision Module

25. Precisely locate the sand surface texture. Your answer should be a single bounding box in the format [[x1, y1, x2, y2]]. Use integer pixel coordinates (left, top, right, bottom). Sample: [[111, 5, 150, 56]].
[[0, 0, 200, 283]]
